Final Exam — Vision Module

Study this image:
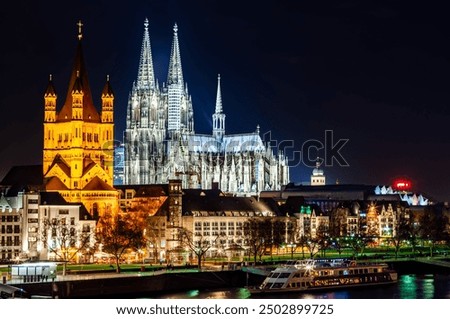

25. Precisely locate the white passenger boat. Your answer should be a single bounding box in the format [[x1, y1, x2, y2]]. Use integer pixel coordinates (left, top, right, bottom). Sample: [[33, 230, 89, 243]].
[[247, 258, 398, 294]]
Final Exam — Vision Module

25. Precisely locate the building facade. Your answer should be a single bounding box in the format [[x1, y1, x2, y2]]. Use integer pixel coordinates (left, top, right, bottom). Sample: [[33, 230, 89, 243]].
[[122, 19, 289, 195], [0, 186, 96, 262], [0, 194, 22, 261]]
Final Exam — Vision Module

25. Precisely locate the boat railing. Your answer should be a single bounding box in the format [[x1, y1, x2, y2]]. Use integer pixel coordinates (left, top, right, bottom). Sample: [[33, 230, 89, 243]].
[[282, 259, 316, 269]]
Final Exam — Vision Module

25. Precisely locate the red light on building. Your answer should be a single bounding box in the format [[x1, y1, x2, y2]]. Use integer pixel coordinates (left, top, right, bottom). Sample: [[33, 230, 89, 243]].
[[393, 178, 412, 191]]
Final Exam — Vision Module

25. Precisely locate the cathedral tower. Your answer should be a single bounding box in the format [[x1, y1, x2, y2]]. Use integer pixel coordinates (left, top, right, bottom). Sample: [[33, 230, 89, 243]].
[[122, 20, 290, 194], [43, 21, 118, 217], [166, 23, 194, 135]]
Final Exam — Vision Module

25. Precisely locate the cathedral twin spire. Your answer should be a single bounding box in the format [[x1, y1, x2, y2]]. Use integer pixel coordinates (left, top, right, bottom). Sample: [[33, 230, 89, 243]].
[[136, 18, 156, 90], [135, 19, 223, 136], [167, 23, 184, 86]]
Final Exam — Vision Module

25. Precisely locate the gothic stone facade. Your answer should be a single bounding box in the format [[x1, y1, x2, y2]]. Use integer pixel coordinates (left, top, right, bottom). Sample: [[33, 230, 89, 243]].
[[123, 20, 289, 196]]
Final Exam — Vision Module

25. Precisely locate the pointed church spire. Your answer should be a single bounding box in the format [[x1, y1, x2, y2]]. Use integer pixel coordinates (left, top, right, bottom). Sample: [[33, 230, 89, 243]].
[[45, 74, 56, 96], [57, 20, 99, 122], [137, 18, 155, 90], [167, 23, 184, 85], [212, 74, 226, 139], [215, 74, 223, 113]]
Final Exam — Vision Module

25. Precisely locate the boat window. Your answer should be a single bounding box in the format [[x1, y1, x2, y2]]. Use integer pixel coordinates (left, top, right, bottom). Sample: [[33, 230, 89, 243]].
[[270, 272, 280, 278], [279, 272, 290, 278], [271, 283, 284, 289]]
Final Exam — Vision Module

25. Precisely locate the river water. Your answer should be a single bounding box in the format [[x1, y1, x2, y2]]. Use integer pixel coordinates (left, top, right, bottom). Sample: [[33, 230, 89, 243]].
[[148, 274, 450, 299]]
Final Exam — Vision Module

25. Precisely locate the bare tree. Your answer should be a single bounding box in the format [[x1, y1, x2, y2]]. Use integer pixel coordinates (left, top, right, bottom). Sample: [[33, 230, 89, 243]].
[[41, 218, 92, 275], [284, 219, 299, 258], [303, 235, 320, 259], [178, 228, 218, 270], [145, 216, 165, 263], [96, 212, 147, 273], [419, 211, 450, 257], [243, 218, 271, 263], [315, 223, 331, 258], [389, 211, 411, 258], [271, 219, 286, 258]]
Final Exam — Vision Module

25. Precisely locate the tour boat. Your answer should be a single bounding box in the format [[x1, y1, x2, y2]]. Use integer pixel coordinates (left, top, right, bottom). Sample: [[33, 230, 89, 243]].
[[247, 258, 398, 294]]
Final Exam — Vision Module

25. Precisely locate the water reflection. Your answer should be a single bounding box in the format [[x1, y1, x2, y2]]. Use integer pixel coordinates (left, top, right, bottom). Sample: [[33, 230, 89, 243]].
[[399, 274, 418, 298], [149, 274, 450, 299]]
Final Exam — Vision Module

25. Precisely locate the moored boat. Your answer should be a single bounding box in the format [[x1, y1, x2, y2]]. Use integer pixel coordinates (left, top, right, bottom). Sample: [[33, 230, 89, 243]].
[[247, 258, 398, 294]]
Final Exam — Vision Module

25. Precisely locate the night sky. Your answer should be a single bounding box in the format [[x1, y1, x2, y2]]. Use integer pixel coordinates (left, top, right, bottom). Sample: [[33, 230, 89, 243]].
[[1, 0, 450, 201]]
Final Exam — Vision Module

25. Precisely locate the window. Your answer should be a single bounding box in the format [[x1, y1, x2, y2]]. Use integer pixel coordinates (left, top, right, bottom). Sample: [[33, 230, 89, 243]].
[[59, 209, 69, 215], [70, 217, 75, 225], [28, 199, 38, 204], [28, 209, 38, 214], [13, 225, 20, 233]]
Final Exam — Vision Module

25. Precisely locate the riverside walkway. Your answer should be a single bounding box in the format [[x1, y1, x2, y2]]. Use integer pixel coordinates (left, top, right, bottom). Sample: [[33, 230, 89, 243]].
[[2, 264, 223, 286], [415, 257, 450, 269]]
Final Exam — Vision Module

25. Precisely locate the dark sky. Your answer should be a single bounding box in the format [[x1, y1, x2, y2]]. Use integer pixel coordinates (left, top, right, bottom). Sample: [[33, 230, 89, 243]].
[[1, 0, 450, 201]]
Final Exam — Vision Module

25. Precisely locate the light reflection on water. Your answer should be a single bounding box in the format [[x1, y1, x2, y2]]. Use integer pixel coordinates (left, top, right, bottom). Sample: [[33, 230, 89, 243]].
[[150, 274, 450, 299]]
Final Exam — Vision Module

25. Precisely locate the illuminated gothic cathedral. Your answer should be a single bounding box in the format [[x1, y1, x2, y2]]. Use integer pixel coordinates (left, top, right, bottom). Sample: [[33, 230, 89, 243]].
[[123, 19, 289, 195], [43, 22, 118, 216]]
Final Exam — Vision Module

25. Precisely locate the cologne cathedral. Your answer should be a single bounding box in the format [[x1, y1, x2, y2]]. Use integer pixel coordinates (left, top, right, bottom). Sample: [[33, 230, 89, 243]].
[[123, 19, 289, 195]]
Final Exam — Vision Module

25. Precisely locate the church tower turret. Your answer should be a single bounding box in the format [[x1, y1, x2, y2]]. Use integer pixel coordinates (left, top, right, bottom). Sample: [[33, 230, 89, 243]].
[[44, 74, 57, 123], [212, 74, 226, 140], [101, 75, 114, 124]]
